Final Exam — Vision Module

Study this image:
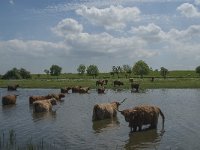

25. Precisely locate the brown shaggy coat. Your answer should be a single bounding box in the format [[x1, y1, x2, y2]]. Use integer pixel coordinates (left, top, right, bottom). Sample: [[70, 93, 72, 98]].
[[79, 87, 90, 93], [92, 102, 120, 121], [61, 87, 71, 93], [120, 105, 165, 132], [97, 87, 105, 94], [33, 98, 57, 113], [2, 94, 18, 105], [71, 86, 82, 93], [29, 93, 65, 104]]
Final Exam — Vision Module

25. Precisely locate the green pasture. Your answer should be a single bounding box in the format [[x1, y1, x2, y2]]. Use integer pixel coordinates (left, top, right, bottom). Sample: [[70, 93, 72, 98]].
[[0, 76, 200, 89]]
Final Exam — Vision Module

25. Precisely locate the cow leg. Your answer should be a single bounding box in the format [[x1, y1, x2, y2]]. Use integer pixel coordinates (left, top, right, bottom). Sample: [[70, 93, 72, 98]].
[[138, 125, 142, 131]]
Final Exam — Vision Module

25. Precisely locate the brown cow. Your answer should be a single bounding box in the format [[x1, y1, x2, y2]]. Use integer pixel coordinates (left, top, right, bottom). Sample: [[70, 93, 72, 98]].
[[92, 98, 127, 121], [7, 84, 19, 91], [33, 98, 57, 113], [61, 87, 71, 93], [79, 87, 90, 94], [29, 93, 65, 104], [2, 94, 18, 105], [96, 80, 104, 86], [113, 80, 124, 87], [97, 87, 105, 94], [29, 95, 49, 104], [48, 93, 65, 100], [72, 86, 82, 93], [131, 83, 140, 92], [96, 80, 108, 86], [118, 105, 165, 132]]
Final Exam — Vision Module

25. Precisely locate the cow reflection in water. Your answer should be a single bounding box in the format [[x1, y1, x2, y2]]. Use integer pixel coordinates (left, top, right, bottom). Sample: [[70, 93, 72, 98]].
[[92, 118, 120, 133], [32, 111, 57, 122], [125, 129, 162, 150]]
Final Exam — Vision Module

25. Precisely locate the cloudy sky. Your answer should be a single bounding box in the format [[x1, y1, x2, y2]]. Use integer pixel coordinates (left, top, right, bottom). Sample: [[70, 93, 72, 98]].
[[0, 0, 200, 74]]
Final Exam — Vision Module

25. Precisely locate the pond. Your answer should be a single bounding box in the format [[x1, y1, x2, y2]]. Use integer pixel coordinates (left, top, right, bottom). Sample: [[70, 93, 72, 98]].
[[0, 88, 200, 150]]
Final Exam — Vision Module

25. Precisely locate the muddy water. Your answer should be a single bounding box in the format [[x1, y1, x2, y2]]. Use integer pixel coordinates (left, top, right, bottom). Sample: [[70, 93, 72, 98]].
[[0, 88, 200, 150]]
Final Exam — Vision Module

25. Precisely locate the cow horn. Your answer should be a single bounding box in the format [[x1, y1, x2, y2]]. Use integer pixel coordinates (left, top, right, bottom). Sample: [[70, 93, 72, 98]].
[[119, 98, 127, 105], [116, 108, 123, 113]]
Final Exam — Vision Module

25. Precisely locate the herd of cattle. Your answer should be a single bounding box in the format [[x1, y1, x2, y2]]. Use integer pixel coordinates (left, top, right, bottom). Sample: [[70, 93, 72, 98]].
[[1, 80, 165, 133]]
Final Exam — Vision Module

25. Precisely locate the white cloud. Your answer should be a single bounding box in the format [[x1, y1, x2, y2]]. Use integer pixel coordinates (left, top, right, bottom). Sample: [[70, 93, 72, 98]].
[[0, 39, 69, 58], [76, 5, 140, 30], [167, 25, 200, 41], [51, 18, 157, 59], [51, 18, 83, 37], [195, 0, 200, 5], [9, 0, 14, 5], [177, 3, 200, 17], [131, 23, 166, 42]]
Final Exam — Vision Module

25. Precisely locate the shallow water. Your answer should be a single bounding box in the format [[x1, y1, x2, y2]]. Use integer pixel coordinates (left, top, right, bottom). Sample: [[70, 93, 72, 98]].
[[0, 88, 200, 150]]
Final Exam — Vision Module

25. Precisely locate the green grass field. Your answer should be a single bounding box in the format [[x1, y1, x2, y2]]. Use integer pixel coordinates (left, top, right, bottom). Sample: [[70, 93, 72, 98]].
[[0, 70, 200, 89]]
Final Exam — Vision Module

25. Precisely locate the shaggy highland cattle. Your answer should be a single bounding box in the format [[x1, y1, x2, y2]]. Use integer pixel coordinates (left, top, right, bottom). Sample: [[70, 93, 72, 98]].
[[61, 87, 71, 93], [92, 98, 127, 121], [96, 80, 104, 86], [97, 87, 105, 94], [72, 86, 82, 93], [2, 94, 18, 105], [29, 93, 65, 104], [33, 98, 57, 113], [48, 93, 65, 100], [7, 84, 19, 91], [96, 80, 108, 86], [118, 105, 165, 132], [79, 87, 90, 94], [113, 80, 124, 87]]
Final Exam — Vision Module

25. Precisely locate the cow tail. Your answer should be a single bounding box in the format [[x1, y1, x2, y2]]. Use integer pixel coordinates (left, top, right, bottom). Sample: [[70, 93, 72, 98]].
[[159, 108, 165, 131]]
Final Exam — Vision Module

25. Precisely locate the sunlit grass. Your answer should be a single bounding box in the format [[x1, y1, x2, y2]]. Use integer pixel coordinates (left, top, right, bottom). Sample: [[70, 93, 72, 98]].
[[0, 71, 200, 89]]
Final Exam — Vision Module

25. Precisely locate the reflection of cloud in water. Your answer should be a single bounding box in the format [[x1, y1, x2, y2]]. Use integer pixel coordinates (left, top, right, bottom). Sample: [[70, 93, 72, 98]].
[[32, 111, 57, 122], [124, 129, 163, 150], [92, 118, 120, 133]]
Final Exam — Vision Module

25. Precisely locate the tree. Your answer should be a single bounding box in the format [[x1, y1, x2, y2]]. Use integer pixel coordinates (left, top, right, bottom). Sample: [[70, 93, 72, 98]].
[[195, 66, 200, 76], [77, 64, 86, 75], [86, 65, 99, 78], [112, 66, 122, 78], [160, 67, 168, 79], [44, 69, 50, 75], [50, 65, 62, 76], [19, 68, 31, 79], [2, 68, 31, 79], [132, 60, 150, 78], [123, 64, 132, 78]]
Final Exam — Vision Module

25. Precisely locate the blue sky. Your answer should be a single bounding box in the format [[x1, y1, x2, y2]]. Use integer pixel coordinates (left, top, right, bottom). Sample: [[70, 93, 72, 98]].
[[0, 0, 200, 74]]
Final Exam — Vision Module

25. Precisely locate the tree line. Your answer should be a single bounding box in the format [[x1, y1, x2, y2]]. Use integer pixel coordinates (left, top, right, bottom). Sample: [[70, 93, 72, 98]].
[[1, 60, 200, 79]]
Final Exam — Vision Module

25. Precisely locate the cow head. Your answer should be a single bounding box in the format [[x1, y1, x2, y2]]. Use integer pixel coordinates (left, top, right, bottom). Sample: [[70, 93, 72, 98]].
[[59, 93, 65, 99], [49, 98, 57, 105], [118, 109, 137, 122]]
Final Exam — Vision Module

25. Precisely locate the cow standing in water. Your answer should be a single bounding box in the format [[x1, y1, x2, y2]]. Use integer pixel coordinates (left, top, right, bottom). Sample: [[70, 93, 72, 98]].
[[2, 94, 18, 105], [118, 105, 165, 133], [7, 84, 19, 91], [92, 98, 127, 121], [96, 80, 108, 86], [131, 83, 140, 92]]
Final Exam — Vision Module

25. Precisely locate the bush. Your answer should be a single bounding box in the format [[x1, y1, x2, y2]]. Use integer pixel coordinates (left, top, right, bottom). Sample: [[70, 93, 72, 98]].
[[2, 68, 31, 79]]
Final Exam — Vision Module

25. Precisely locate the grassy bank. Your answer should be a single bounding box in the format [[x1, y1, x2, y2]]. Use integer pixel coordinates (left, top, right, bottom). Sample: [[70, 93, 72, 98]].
[[0, 77, 200, 89], [0, 70, 200, 89]]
